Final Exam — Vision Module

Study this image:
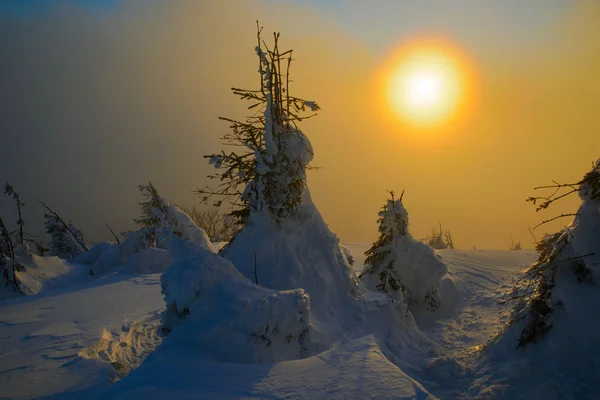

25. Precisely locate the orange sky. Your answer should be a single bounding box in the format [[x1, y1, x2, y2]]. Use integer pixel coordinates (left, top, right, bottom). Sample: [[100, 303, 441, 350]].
[[0, 0, 599, 249]]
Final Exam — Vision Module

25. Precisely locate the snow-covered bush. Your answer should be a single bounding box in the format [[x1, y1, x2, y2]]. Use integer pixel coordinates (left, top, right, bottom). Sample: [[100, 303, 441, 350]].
[[76, 184, 214, 275], [359, 192, 447, 312], [160, 237, 315, 363], [503, 159, 600, 348]]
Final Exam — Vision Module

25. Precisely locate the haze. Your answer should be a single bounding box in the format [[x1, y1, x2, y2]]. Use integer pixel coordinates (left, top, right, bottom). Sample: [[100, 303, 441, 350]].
[[1, 0, 599, 249]]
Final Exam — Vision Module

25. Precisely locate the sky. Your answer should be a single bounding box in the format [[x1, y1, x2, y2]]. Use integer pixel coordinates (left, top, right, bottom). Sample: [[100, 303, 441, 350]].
[[1, 0, 599, 249]]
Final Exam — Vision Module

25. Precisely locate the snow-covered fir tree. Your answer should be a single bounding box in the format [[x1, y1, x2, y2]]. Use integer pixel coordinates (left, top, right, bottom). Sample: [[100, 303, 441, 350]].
[[504, 159, 600, 347], [44, 214, 86, 261], [359, 191, 447, 312], [197, 27, 319, 226], [132, 182, 169, 249], [167, 26, 438, 362]]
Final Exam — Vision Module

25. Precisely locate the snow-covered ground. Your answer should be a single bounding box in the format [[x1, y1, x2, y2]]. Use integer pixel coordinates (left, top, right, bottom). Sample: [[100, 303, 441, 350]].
[[0, 245, 537, 399]]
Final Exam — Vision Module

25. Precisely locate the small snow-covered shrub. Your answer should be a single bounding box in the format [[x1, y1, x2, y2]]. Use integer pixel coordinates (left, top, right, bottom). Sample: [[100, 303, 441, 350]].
[[360, 192, 447, 312], [160, 238, 315, 363], [75, 184, 215, 275]]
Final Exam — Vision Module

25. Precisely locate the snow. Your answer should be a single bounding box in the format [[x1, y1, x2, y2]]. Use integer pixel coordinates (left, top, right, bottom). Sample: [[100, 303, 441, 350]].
[[220, 191, 437, 366], [0, 272, 164, 399], [91, 335, 435, 400], [471, 160, 600, 399], [160, 237, 314, 363], [7, 241, 600, 399], [359, 197, 448, 311]]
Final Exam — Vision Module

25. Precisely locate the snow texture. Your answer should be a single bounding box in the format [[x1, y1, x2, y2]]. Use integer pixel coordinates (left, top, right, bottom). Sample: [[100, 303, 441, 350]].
[[475, 159, 600, 399], [1, 244, 559, 399], [160, 237, 315, 364], [221, 190, 438, 366]]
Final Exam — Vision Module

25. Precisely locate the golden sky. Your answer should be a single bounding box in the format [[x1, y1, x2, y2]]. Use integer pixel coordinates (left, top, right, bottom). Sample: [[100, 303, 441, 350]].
[[0, 0, 599, 249]]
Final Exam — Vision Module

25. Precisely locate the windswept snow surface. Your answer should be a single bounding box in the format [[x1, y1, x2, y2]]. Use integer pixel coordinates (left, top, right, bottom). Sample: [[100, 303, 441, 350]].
[[0, 272, 164, 399], [0, 245, 541, 399], [92, 335, 435, 400]]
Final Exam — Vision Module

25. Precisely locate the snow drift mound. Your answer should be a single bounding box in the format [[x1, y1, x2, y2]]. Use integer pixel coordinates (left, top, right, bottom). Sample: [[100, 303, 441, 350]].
[[98, 335, 436, 400], [221, 191, 438, 362], [359, 195, 448, 312], [221, 194, 362, 336], [1, 243, 73, 299], [479, 159, 600, 399], [160, 237, 316, 364], [75, 201, 215, 275]]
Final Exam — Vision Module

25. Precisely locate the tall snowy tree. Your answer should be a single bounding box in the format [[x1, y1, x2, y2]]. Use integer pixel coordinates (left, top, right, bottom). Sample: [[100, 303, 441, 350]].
[[196, 23, 320, 227], [360, 191, 447, 312], [132, 182, 169, 249]]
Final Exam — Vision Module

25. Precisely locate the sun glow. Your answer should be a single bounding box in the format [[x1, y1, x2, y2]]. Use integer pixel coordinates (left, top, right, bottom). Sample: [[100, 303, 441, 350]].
[[376, 38, 476, 132]]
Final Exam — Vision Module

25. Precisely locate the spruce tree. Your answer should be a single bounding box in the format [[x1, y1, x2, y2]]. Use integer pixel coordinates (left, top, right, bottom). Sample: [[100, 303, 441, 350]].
[[3, 183, 48, 256], [132, 182, 169, 248], [360, 191, 446, 312], [44, 215, 86, 261], [196, 23, 320, 227], [361, 191, 409, 297], [38, 199, 88, 261], [507, 159, 600, 347]]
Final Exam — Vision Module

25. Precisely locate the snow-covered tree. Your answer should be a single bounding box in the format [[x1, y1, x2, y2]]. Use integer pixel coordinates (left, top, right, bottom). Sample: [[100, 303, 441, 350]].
[[0, 216, 22, 298], [181, 27, 437, 361], [505, 159, 600, 347], [131, 183, 213, 252], [359, 191, 447, 312], [196, 25, 319, 227], [3, 183, 48, 256], [132, 182, 169, 248], [44, 215, 86, 261], [38, 199, 88, 261]]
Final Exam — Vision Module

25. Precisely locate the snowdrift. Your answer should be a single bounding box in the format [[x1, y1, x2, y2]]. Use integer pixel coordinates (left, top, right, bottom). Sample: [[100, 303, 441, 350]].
[[359, 197, 449, 312], [221, 192, 438, 364], [477, 160, 600, 399], [74, 203, 215, 276], [361, 235, 449, 307], [160, 237, 315, 364], [97, 335, 436, 400], [1, 247, 75, 299]]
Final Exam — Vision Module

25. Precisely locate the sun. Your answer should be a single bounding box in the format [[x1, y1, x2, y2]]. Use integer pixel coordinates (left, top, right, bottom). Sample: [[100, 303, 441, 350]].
[[377, 38, 476, 131]]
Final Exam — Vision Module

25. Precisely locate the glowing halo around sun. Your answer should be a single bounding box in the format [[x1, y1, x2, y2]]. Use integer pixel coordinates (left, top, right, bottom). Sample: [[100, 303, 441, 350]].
[[375, 38, 477, 133]]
